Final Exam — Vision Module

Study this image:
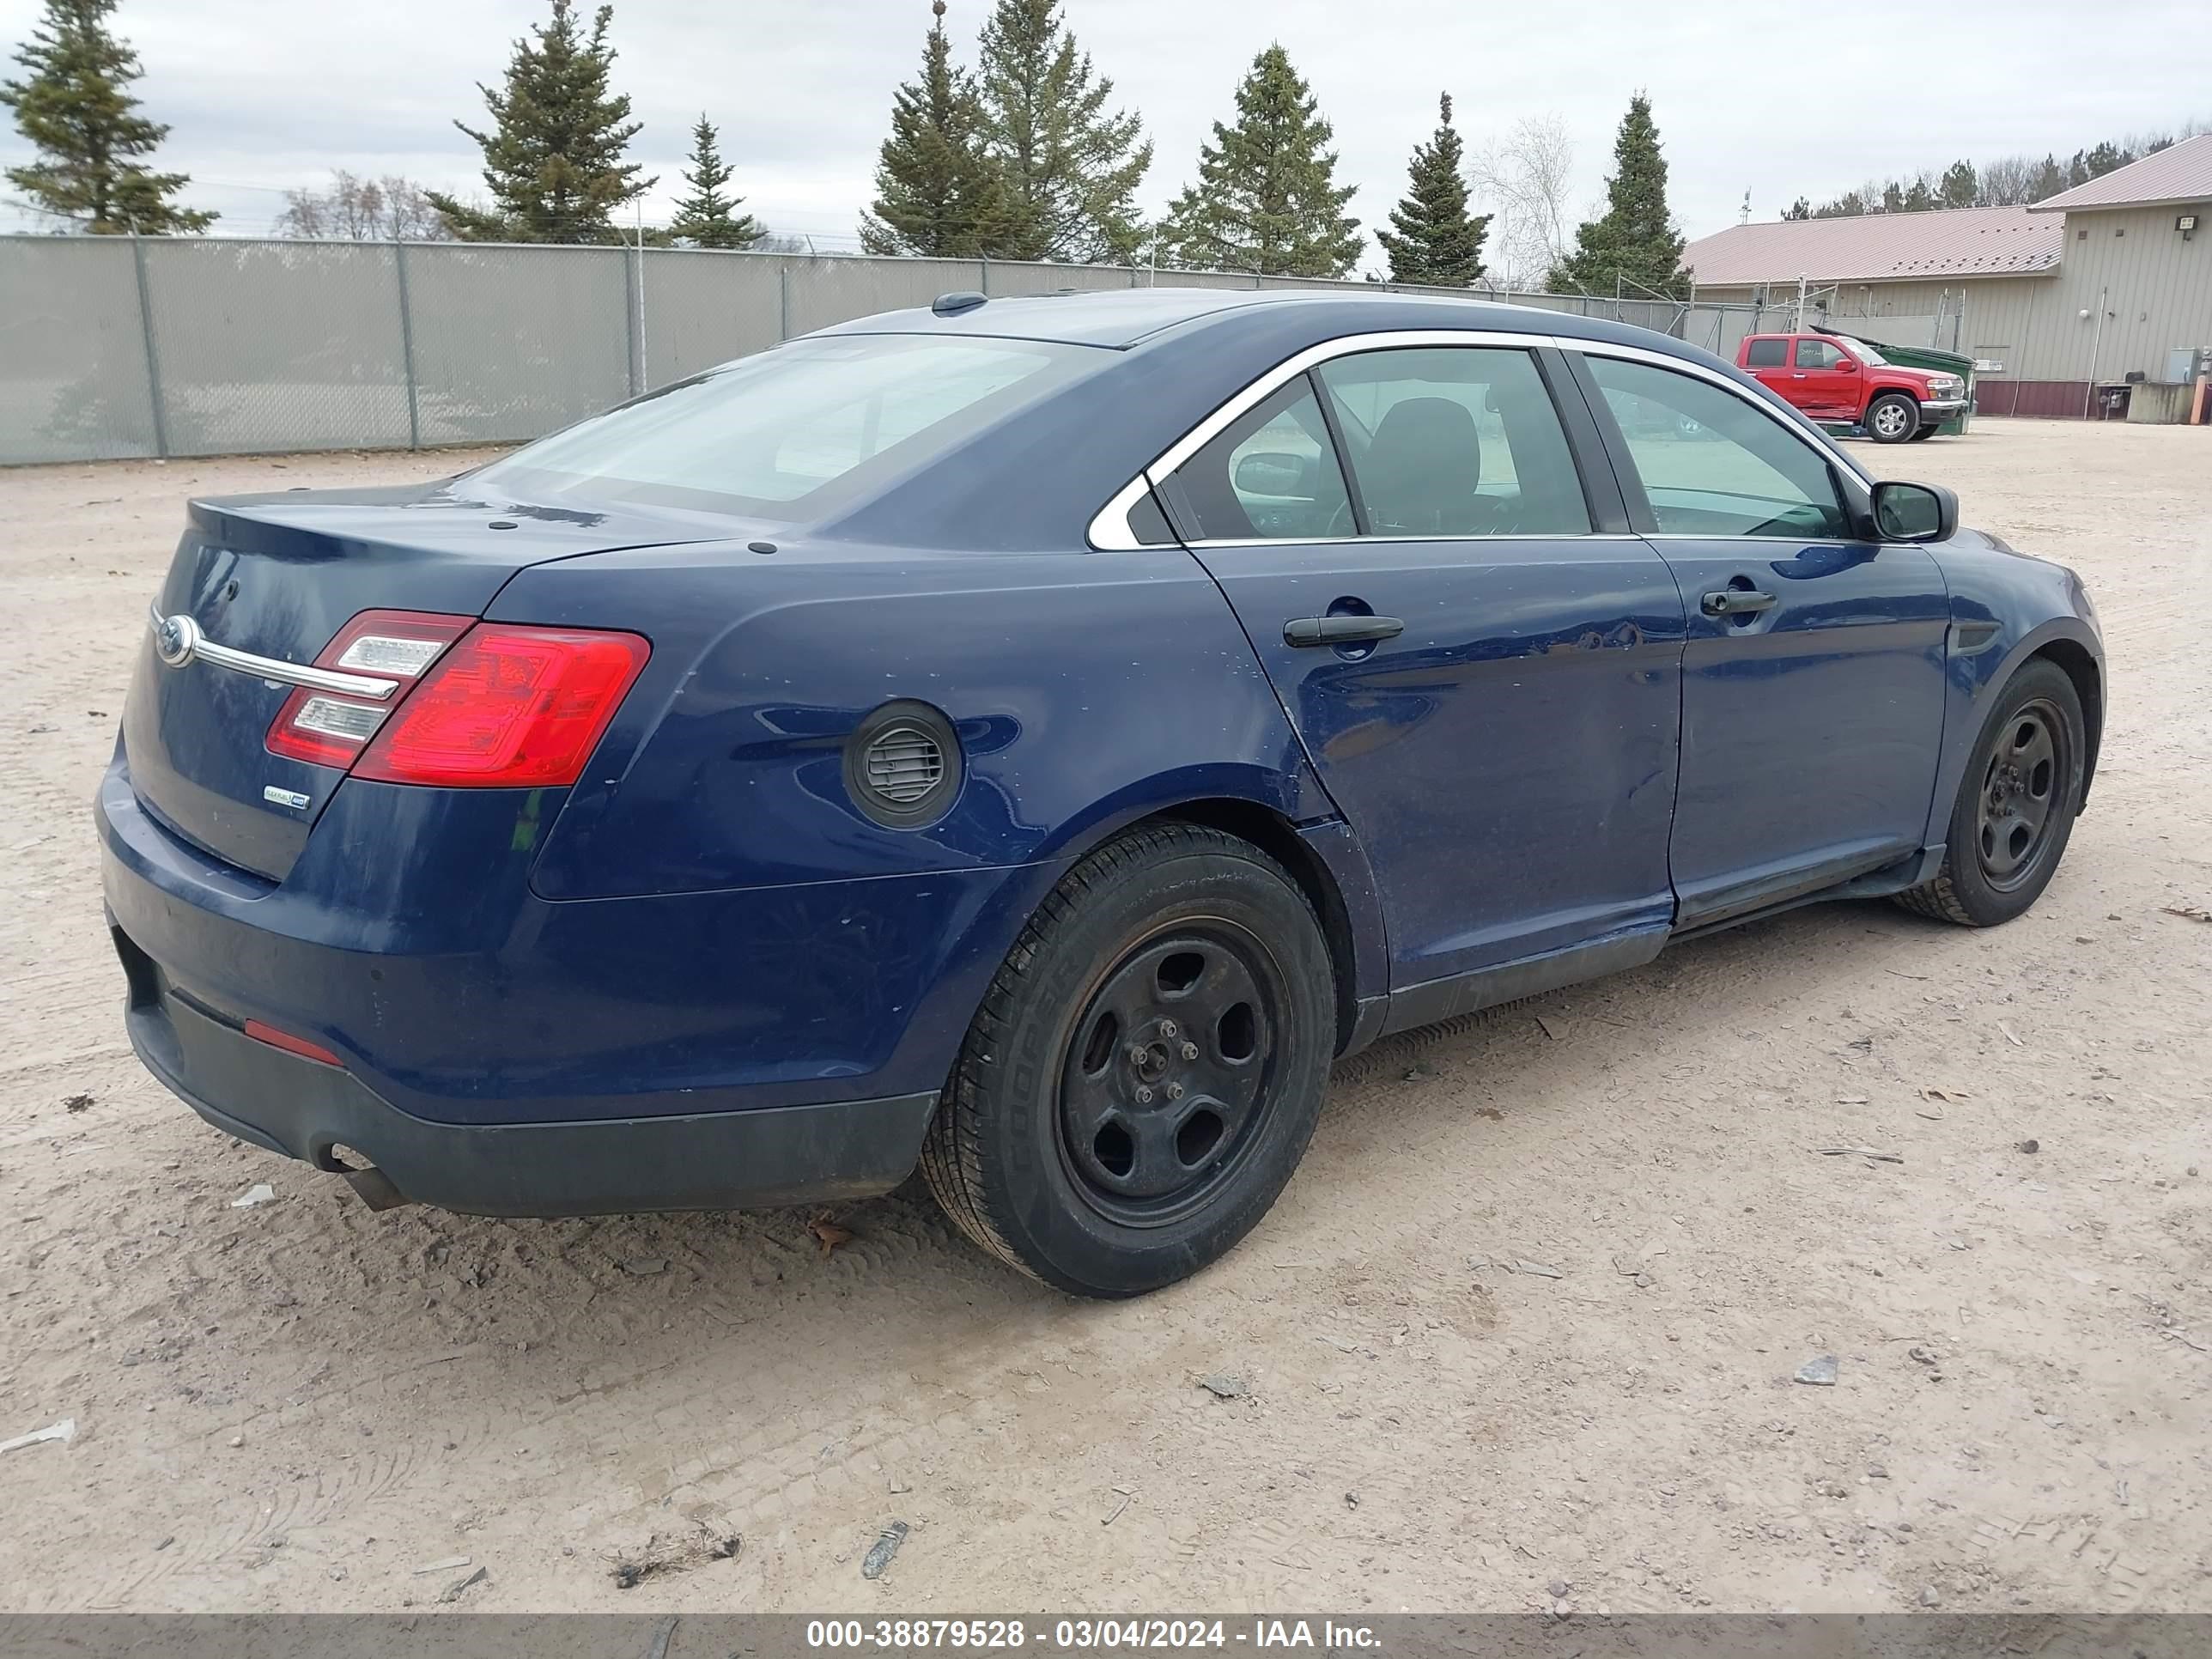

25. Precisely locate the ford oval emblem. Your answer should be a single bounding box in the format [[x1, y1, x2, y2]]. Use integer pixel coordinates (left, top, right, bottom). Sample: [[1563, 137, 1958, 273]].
[[153, 613, 198, 668]]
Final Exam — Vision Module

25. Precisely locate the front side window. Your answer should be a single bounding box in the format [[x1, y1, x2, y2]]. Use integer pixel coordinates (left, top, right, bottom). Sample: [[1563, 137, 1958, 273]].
[[1744, 338, 1788, 368], [1796, 338, 1848, 370], [473, 334, 1098, 520], [1168, 379, 1352, 542], [1584, 355, 1853, 540], [1314, 346, 1589, 537]]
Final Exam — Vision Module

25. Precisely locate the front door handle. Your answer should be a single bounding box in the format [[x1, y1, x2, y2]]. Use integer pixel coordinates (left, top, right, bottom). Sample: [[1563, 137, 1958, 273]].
[[1284, 615, 1406, 647], [1700, 589, 1778, 618]]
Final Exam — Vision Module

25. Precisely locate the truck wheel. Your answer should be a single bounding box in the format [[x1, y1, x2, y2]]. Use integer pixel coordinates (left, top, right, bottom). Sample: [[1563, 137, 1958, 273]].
[[921, 823, 1334, 1297], [1893, 660, 2085, 927], [1866, 393, 1919, 444]]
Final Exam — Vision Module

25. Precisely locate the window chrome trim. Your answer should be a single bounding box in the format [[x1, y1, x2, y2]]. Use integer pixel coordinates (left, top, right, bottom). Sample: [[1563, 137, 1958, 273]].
[[147, 605, 402, 701], [1084, 325, 1875, 549], [1149, 329, 1565, 485], [1085, 473, 1155, 551], [1086, 329, 1565, 550]]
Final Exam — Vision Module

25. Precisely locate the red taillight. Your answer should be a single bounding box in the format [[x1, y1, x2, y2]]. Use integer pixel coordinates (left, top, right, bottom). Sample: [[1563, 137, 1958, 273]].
[[244, 1019, 343, 1067], [264, 609, 650, 790], [265, 610, 473, 768], [353, 626, 650, 788]]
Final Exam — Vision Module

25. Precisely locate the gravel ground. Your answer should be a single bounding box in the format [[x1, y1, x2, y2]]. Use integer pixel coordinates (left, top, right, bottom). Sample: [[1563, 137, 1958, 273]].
[[0, 421, 2206, 1614]]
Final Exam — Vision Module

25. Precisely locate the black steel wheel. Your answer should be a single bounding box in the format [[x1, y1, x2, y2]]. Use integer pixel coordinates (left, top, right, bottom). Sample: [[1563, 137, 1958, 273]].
[[1057, 924, 1285, 1228], [1895, 660, 2087, 927], [1973, 698, 2069, 892], [921, 823, 1334, 1297]]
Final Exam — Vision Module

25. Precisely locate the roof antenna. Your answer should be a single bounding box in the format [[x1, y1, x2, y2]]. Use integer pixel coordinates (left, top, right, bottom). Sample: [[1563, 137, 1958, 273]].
[[1741, 188, 1752, 225]]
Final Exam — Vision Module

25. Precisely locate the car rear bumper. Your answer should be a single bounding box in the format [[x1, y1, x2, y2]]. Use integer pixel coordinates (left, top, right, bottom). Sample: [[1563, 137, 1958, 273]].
[[94, 748, 1054, 1213], [118, 931, 937, 1214]]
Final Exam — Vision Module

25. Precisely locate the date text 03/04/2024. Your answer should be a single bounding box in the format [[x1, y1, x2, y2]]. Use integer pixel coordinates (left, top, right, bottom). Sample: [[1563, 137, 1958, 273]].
[[804, 1620, 1383, 1650]]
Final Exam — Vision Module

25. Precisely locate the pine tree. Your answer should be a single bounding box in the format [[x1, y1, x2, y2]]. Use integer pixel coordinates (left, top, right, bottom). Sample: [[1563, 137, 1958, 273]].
[[1781, 197, 1812, 221], [2029, 154, 2065, 201], [422, 0, 652, 244], [860, 0, 1012, 257], [975, 0, 1149, 263], [2075, 140, 2130, 182], [1902, 176, 1936, 212], [1157, 46, 1361, 279], [2, 0, 214, 233], [1548, 93, 1686, 296], [1375, 93, 1487, 286], [1938, 160, 1978, 209], [668, 115, 762, 248]]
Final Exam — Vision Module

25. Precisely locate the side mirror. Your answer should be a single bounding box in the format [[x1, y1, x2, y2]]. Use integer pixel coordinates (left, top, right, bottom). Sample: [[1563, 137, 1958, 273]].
[[1872, 479, 1958, 543], [1837, 357, 1859, 372], [1234, 451, 1310, 497]]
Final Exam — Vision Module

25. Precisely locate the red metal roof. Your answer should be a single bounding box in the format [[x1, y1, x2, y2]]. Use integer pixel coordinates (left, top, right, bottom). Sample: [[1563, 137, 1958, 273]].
[[2027, 133, 2212, 212], [1683, 205, 2062, 286]]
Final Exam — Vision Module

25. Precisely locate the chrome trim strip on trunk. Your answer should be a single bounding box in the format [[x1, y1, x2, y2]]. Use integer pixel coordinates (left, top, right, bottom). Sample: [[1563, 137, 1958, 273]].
[[147, 605, 402, 701]]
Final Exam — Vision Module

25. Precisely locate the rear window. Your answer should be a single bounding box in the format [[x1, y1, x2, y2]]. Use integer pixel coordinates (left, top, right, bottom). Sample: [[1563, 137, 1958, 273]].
[[473, 335, 1098, 520], [1744, 338, 1787, 368]]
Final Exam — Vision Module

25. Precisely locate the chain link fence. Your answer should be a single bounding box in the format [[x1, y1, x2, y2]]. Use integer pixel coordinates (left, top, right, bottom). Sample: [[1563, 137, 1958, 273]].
[[0, 234, 1778, 466]]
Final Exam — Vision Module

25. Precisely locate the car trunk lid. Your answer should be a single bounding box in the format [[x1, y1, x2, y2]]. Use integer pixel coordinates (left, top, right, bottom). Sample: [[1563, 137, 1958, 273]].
[[124, 481, 729, 882]]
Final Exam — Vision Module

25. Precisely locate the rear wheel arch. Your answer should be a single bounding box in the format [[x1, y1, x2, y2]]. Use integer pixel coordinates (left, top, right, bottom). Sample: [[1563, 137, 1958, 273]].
[[1035, 795, 1364, 1056], [1138, 799, 1363, 1055]]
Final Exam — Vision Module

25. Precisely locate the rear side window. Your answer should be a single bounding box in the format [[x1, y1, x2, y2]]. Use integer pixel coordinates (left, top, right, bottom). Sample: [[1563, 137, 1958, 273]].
[[1584, 355, 1852, 540], [473, 335, 1097, 520], [1744, 338, 1788, 368], [1168, 379, 1353, 542], [1315, 346, 1589, 537]]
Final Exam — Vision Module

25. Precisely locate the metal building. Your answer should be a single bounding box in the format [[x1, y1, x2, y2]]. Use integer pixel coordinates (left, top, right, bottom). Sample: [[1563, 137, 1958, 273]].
[[1686, 135, 2212, 416]]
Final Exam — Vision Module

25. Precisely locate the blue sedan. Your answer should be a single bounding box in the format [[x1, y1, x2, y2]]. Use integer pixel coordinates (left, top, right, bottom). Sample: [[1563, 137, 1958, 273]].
[[99, 289, 2103, 1297]]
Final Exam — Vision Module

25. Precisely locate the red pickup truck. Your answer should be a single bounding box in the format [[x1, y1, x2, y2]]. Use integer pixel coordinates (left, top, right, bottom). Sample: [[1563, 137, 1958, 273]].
[[1736, 332, 1968, 444]]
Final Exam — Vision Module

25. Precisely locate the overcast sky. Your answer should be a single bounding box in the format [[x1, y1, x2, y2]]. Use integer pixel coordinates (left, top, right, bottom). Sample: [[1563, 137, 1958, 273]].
[[3, 0, 2207, 263]]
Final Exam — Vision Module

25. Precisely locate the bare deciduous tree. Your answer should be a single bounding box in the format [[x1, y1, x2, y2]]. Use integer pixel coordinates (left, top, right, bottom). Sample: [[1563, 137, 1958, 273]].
[[1976, 154, 2039, 206], [274, 171, 453, 240], [1469, 113, 1573, 289]]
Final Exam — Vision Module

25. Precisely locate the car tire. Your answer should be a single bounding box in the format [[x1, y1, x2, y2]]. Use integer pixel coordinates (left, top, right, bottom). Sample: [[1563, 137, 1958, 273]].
[[921, 823, 1334, 1297], [1893, 659, 2086, 927], [1866, 393, 1920, 444]]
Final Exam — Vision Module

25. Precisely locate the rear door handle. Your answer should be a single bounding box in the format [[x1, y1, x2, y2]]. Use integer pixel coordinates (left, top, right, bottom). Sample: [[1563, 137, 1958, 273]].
[[1284, 615, 1406, 647], [1700, 589, 1778, 617]]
